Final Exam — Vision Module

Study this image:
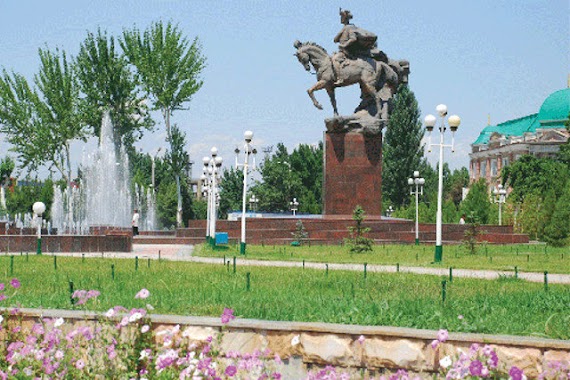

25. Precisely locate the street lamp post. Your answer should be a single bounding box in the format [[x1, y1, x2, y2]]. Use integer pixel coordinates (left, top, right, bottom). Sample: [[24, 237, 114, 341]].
[[289, 198, 299, 216], [235, 131, 257, 255], [408, 171, 425, 245], [202, 148, 222, 245], [249, 194, 259, 212], [32, 201, 46, 255], [493, 184, 507, 225], [424, 104, 461, 263]]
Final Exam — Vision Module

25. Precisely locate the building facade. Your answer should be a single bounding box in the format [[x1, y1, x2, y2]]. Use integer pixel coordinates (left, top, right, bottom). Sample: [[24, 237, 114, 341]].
[[469, 87, 570, 186]]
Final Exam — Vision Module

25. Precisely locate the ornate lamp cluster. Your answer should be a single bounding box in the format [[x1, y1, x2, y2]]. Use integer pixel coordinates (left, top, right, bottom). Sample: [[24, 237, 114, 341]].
[[235, 131, 257, 255], [424, 104, 461, 263], [408, 171, 425, 245], [201, 147, 223, 246], [493, 184, 507, 225]]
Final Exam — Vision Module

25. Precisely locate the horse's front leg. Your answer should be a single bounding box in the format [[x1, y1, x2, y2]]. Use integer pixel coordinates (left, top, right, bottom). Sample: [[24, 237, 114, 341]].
[[326, 86, 338, 116], [307, 80, 328, 110]]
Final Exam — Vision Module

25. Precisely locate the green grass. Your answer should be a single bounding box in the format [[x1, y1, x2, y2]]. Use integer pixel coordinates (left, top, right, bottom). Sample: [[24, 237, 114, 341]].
[[1, 254, 569, 340], [196, 243, 570, 274]]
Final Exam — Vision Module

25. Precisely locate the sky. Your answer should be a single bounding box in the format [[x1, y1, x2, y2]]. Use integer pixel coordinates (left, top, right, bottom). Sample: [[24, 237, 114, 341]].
[[0, 0, 568, 179]]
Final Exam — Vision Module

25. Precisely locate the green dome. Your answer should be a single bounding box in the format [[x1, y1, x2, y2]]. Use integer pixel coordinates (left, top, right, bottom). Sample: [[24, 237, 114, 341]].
[[537, 88, 570, 126]]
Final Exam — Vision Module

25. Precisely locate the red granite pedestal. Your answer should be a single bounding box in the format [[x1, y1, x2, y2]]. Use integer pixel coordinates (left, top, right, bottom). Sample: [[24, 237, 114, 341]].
[[323, 131, 383, 216]]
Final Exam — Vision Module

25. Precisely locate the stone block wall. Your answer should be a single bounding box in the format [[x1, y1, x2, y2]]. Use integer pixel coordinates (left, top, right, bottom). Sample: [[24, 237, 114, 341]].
[[8, 308, 568, 378]]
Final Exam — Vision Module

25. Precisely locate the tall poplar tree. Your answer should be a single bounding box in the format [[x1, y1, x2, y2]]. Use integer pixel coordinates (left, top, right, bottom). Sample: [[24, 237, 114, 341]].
[[382, 85, 424, 208], [121, 20, 206, 227]]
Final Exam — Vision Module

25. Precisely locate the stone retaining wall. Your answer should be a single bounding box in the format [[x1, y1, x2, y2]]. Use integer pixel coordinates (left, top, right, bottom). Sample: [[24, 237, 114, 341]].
[[10, 308, 569, 378]]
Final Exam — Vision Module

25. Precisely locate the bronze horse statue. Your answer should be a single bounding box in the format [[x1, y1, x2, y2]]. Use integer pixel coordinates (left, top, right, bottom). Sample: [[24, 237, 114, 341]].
[[294, 40, 409, 121]]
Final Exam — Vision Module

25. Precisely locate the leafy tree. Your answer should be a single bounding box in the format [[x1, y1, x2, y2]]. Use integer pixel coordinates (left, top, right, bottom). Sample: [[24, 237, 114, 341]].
[[502, 155, 568, 203], [346, 205, 374, 252], [544, 181, 570, 246], [382, 85, 424, 208], [218, 167, 244, 218], [460, 179, 491, 224], [156, 180, 177, 229], [121, 20, 206, 227], [163, 125, 193, 226], [289, 143, 323, 213], [191, 199, 207, 220], [462, 212, 482, 254], [0, 47, 87, 182], [291, 219, 309, 245], [0, 156, 15, 186], [76, 28, 152, 152], [254, 144, 301, 212]]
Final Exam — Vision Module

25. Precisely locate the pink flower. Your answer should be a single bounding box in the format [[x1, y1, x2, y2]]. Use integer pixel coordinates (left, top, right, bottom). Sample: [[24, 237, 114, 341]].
[[221, 308, 235, 324], [225, 365, 237, 376], [141, 325, 150, 333], [9, 278, 20, 289], [0, 283, 4, 291], [431, 339, 440, 349], [358, 335, 365, 344], [437, 329, 448, 342], [75, 359, 85, 370], [135, 288, 150, 299], [0, 294, 6, 302]]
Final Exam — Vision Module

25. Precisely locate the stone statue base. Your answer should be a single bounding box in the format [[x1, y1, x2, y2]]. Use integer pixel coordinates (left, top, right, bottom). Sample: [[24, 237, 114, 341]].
[[323, 131, 383, 216], [325, 111, 386, 136]]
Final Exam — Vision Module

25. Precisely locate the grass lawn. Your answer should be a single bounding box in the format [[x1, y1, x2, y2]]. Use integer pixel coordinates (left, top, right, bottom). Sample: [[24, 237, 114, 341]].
[[1, 255, 569, 340], [194, 243, 570, 274]]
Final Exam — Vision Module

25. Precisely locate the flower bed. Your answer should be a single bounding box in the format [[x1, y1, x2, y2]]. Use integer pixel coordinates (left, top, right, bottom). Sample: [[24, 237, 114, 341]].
[[1, 279, 569, 379]]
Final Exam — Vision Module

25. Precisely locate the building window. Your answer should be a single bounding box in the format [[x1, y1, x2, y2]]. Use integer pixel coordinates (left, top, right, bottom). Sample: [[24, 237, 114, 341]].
[[502, 157, 509, 168], [481, 161, 487, 177], [491, 159, 497, 177]]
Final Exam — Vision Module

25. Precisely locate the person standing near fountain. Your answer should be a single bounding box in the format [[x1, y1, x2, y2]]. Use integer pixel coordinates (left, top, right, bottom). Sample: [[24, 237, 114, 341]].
[[132, 209, 140, 236]]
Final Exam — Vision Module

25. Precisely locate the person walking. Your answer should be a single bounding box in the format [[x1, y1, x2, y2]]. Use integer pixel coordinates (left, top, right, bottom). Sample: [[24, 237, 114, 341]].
[[132, 209, 140, 236]]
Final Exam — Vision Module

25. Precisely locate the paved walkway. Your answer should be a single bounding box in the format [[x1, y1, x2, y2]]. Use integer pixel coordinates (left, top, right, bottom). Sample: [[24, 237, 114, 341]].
[[15, 244, 570, 285]]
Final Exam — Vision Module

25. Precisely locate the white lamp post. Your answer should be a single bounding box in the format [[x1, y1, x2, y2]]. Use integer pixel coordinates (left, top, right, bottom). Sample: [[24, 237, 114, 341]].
[[493, 184, 507, 225], [235, 131, 257, 255], [408, 171, 425, 245], [289, 198, 299, 216], [202, 148, 222, 245], [32, 201, 46, 255], [425, 104, 461, 263], [249, 194, 259, 212]]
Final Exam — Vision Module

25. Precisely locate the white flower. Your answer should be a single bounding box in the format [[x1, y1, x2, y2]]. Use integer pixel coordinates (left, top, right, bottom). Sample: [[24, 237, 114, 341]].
[[140, 350, 149, 360], [105, 308, 115, 318], [439, 356, 452, 368], [129, 312, 143, 322], [0, 315, 3, 324], [291, 335, 301, 346], [141, 324, 150, 333], [54, 318, 64, 327]]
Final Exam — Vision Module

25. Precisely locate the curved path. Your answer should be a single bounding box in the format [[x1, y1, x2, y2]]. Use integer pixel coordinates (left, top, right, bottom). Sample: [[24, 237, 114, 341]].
[[18, 244, 570, 284]]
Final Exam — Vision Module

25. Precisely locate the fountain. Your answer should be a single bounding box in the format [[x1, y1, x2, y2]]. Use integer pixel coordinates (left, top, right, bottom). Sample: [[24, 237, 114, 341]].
[[51, 111, 155, 234]]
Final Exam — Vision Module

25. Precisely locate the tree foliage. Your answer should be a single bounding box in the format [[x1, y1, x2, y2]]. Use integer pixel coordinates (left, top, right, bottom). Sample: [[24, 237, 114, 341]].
[[76, 28, 152, 151], [218, 167, 244, 218], [382, 85, 424, 208], [460, 179, 491, 225], [121, 20, 205, 227], [346, 205, 373, 252]]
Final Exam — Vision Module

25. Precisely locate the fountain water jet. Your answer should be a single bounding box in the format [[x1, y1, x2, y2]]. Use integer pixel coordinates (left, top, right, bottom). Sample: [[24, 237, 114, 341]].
[[51, 111, 155, 234]]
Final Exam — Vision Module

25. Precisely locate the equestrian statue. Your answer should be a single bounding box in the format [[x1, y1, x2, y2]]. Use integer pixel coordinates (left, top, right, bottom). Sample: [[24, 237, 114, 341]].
[[294, 9, 409, 135]]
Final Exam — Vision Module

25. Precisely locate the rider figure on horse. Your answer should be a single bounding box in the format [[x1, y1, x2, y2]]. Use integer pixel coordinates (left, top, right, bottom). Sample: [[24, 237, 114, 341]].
[[333, 9, 387, 85]]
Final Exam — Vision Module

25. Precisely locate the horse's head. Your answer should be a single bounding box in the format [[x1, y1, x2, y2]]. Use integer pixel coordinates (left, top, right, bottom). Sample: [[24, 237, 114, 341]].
[[390, 59, 410, 85], [294, 40, 311, 72]]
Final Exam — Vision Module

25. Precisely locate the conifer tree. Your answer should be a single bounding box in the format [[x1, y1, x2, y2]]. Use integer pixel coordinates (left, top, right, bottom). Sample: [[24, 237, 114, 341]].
[[382, 85, 424, 208]]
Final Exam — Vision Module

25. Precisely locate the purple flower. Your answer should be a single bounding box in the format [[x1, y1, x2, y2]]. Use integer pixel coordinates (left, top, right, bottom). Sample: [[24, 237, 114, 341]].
[[0, 283, 4, 291], [509, 366, 524, 380], [0, 294, 6, 302], [221, 308, 235, 324], [135, 288, 150, 299], [225, 365, 237, 377], [10, 278, 20, 289], [437, 329, 448, 342], [75, 359, 85, 370], [469, 360, 483, 376]]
